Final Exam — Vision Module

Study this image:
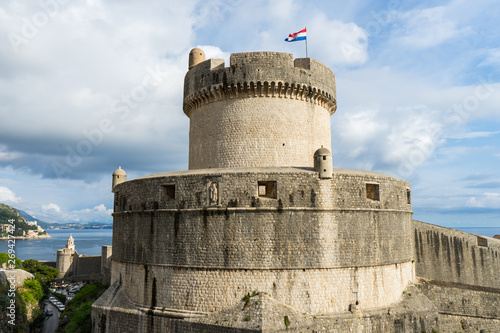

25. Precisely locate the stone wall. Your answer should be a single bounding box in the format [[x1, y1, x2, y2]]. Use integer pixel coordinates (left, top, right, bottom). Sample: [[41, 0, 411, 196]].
[[417, 278, 500, 332], [111, 168, 414, 314], [39, 260, 56, 268], [92, 282, 439, 333], [414, 220, 500, 288], [101, 246, 112, 284], [112, 260, 414, 314], [187, 98, 332, 170], [75, 255, 102, 277], [113, 169, 413, 269]]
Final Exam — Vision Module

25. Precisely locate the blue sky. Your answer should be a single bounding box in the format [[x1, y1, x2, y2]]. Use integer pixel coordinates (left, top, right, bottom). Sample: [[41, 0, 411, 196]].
[[0, 0, 499, 227]]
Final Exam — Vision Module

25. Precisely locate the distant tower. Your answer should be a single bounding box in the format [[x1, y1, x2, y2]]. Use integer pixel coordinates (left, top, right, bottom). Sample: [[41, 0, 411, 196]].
[[56, 234, 77, 279], [112, 167, 127, 192], [66, 234, 75, 251]]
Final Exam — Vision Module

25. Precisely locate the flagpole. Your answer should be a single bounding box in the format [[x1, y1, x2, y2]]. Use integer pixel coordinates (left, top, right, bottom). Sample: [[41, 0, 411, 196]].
[[305, 27, 308, 58]]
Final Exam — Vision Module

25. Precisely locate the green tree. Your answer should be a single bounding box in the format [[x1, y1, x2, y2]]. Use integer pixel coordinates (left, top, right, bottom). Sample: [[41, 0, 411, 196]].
[[23, 279, 43, 301], [0, 252, 22, 269], [57, 282, 109, 333], [22, 259, 59, 283]]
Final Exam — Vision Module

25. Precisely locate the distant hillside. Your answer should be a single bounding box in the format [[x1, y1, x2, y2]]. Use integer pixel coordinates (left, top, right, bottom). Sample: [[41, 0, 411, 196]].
[[1, 203, 112, 230], [0, 203, 38, 237], [44, 222, 113, 229], [16, 208, 49, 225], [0, 203, 25, 222]]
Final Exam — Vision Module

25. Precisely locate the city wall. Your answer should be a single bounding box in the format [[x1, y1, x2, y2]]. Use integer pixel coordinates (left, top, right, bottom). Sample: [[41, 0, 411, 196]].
[[414, 220, 500, 288]]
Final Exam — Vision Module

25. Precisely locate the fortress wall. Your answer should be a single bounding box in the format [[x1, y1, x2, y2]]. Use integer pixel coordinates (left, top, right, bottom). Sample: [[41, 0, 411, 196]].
[[414, 220, 500, 288], [115, 169, 411, 217], [417, 278, 500, 319], [75, 255, 102, 276], [111, 169, 414, 313], [111, 260, 414, 314], [113, 209, 413, 270], [417, 278, 500, 332], [188, 98, 331, 169], [112, 170, 413, 269], [39, 260, 56, 268]]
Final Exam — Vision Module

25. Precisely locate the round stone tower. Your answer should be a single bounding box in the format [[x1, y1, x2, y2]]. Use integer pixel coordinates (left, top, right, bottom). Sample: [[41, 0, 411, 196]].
[[183, 51, 337, 169], [95, 51, 416, 333]]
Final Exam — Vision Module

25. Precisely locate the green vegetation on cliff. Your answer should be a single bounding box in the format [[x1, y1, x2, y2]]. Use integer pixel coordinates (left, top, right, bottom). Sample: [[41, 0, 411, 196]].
[[0, 252, 22, 269], [0, 257, 59, 332], [22, 259, 59, 283], [57, 282, 109, 333], [0, 203, 38, 237]]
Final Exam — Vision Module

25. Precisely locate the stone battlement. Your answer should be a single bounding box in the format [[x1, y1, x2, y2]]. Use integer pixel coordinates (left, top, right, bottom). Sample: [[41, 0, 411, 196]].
[[183, 52, 337, 117]]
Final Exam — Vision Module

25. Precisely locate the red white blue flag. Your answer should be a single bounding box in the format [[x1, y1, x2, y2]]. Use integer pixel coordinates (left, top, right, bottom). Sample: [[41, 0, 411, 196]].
[[285, 28, 307, 42]]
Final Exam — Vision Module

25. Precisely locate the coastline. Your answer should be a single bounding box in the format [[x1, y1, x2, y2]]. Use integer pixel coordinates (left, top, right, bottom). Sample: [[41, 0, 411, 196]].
[[0, 234, 52, 240]]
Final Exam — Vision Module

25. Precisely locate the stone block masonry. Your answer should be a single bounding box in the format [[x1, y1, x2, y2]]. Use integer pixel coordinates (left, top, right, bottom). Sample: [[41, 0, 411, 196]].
[[414, 220, 500, 289], [110, 168, 414, 315]]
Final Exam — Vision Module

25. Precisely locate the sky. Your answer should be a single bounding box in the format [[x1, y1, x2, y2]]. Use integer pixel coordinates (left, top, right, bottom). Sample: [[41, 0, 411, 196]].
[[0, 0, 499, 227]]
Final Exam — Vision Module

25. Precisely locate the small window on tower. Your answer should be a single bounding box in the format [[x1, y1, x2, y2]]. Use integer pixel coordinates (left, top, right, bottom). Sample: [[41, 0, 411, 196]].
[[366, 183, 380, 201], [162, 184, 176, 200], [258, 181, 277, 199], [406, 189, 411, 204]]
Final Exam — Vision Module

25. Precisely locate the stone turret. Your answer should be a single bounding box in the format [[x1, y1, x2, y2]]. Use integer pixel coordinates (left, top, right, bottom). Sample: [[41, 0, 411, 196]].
[[314, 146, 333, 179], [112, 166, 126, 192], [188, 48, 205, 70], [183, 50, 337, 170]]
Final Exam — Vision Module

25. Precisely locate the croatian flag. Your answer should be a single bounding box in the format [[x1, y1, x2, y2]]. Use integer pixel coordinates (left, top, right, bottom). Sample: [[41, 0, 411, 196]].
[[285, 28, 307, 42]]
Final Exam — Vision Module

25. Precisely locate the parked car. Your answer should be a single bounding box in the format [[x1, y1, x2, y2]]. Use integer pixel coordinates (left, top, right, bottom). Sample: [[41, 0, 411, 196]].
[[45, 309, 53, 316]]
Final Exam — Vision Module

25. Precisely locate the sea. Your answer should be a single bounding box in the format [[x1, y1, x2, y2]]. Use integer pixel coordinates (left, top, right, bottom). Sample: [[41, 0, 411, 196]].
[[452, 227, 500, 239], [0, 229, 113, 262], [0, 227, 499, 262]]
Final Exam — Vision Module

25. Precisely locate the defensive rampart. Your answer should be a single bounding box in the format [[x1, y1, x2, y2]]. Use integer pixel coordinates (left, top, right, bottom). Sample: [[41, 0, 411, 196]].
[[414, 220, 500, 288]]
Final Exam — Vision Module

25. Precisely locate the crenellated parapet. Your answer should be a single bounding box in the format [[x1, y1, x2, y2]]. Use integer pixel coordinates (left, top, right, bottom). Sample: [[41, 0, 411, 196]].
[[183, 52, 337, 117]]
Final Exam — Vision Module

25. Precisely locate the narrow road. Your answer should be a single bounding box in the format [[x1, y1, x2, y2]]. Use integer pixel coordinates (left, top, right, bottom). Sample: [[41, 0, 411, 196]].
[[42, 302, 60, 333]]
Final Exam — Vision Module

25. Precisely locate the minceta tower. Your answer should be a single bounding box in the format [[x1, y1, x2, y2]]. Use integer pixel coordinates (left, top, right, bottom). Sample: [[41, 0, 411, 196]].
[[93, 50, 423, 332]]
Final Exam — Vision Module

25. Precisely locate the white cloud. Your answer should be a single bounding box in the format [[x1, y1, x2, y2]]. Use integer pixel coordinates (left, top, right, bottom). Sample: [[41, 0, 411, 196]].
[[77, 204, 112, 216], [446, 131, 500, 139], [37, 202, 113, 223], [0, 186, 21, 203], [42, 203, 61, 213], [467, 193, 500, 208], [309, 15, 368, 66], [392, 6, 468, 49], [479, 47, 500, 66], [0, 146, 21, 161]]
